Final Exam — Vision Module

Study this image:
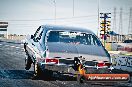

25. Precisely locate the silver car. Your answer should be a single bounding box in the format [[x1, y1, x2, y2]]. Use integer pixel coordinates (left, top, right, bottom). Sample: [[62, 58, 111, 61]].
[[24, 24, 111, 77]]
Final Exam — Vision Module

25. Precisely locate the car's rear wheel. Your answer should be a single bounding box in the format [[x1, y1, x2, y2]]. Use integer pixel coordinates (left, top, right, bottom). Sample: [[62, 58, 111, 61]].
[[33, 63, 54, 79], [34, 62, 42, 77], [25, 55, 32, 70], [77, 75, 86, 83]]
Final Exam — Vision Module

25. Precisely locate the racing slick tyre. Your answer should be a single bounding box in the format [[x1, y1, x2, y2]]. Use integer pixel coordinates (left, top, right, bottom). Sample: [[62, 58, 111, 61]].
[[25, 55, 32, 70], [43, 69, 53, 80], [34, 62, 42, 77], [77, 75, 86, 84]]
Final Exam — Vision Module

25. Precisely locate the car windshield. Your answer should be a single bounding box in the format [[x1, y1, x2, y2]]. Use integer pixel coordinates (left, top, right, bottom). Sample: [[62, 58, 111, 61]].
[[47, 31, 101, 46]]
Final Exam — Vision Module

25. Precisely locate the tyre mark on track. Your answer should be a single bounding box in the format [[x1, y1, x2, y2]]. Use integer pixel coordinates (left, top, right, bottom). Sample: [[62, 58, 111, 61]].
[[46, 81, 66, 87], [15, 47, 20, 49], [5, 45, 9, 46], [0, 70, 34, 79], [0, 70, 10, 78]]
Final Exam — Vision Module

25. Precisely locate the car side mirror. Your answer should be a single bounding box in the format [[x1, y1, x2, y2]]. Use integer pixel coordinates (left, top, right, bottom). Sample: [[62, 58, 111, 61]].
[[31, 35, 34, 39]]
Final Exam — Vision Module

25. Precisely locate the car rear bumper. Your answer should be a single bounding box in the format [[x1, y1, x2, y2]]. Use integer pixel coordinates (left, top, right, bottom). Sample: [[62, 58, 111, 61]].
[[38, 58, 76, 73], [40, 63, 76, 74]]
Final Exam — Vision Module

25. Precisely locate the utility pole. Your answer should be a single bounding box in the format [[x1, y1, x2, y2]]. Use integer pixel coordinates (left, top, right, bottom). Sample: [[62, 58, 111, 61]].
[[97, 0, 100, 37], [53, 0, 56, 24], [73, 0, 74, 17], [119, 8, 123, 34], [113, 7, 117, 33], [118, 8, 123, 42], [100, 13, 111, 47], [113, 8, 117, 42], [128, 7, 132, 35]]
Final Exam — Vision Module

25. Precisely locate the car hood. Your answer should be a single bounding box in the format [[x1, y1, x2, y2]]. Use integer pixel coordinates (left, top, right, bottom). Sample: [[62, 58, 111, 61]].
[[47, 42, 110, 62]]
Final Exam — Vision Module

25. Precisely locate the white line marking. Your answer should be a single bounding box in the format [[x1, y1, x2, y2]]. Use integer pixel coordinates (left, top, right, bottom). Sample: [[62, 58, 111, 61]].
[[0, 44, 2, 45], [10, 46, 15, 48], [21, 44, 23, 45], [5, 45, 9, 46], [15, 47, 20, 49], [21, 48, 25, 50]]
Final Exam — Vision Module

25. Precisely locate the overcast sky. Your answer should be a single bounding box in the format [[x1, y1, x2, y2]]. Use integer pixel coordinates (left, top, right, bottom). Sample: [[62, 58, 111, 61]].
[[0, 0, 132, 35]]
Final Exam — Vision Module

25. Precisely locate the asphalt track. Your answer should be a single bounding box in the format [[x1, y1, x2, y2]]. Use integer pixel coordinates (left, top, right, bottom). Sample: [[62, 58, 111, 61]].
[[0, 39, 132, 87]]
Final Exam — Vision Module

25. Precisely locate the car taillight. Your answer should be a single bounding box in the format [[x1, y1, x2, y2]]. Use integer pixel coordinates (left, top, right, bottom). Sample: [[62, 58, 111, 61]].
[[97, 63, 111, 67], [105, 63, 111, 67], [46, 58, 59, 64]]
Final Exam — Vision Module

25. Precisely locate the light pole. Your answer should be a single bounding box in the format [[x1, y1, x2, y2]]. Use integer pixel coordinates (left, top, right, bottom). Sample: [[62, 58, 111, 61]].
[[73, 0, 74, 17], [97, 0, 100, 37], [54, 0, 56, 24]]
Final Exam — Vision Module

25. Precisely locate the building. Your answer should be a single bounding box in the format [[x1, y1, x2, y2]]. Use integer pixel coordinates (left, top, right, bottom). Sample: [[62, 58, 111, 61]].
[[0, 22, 8, 39]]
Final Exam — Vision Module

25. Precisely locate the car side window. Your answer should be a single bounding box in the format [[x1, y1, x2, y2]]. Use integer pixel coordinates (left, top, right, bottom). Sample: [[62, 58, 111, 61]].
[[47, 31, 59, 42], [86, 34, 101, 46], [33, 26, 43, 42], [92, 35, 102, 46]]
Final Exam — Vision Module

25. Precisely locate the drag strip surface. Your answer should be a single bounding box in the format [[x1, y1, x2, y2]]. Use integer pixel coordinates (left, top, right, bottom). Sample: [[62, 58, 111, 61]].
[[0, 40, 131, 87]]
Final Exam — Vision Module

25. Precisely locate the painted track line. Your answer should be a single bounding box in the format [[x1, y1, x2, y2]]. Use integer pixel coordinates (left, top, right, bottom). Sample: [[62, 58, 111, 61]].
[[15, 47, 20, 49], [5, 45, 9, 46], [21, 48, 24, 50], [10, 46, 15, 48]]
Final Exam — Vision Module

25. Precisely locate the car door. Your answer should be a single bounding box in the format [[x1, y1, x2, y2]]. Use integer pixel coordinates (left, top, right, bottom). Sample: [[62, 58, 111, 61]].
[[31, 26, 43, 62]]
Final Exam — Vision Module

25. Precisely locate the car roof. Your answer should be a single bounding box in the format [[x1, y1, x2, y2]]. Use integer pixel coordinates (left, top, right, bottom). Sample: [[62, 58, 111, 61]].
[[41, 24, 95, 34]]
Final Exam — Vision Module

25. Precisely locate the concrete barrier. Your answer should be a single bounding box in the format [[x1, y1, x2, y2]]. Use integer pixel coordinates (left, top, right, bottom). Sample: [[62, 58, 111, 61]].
[[106, 43, 132, 52], [111, 54, 132, 72], [7, 35, 26, 40]]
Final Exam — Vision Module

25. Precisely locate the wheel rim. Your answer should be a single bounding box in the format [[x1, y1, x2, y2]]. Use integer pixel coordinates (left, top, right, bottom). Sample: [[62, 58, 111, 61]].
[[34, 63, 38, 74]]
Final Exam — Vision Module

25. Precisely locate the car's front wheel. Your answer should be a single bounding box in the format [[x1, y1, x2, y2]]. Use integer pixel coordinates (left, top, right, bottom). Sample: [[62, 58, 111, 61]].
[[25, 55, 32, 70]]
